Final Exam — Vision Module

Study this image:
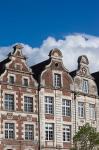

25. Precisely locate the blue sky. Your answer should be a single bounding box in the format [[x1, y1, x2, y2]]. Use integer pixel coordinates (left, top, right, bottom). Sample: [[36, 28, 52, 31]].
[[0, 0, 99, 73], [0, 0, 99, 47]]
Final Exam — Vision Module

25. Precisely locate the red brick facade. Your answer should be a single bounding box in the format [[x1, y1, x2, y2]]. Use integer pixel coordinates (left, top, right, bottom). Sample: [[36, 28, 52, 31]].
[[0, 45, 38, 150]]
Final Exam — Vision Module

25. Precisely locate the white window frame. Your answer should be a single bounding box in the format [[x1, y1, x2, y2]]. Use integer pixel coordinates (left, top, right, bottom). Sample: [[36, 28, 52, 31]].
[[25, 124, 34, 140], [8, 74, 16, 84], [54, 73, 61, 88], [82, 79, 88, 93], [45, 96, 54, 114], [63, 125, 71, 142], [5, 123, 15, 139], [62, 99, 71, 117], [4, 94, 14, 111], [78, 102, 85, 118], [24, 96, 33, 113], [45, 123, 54, 141], [22, 76, 29, 87], [89, 104, 96, 120]]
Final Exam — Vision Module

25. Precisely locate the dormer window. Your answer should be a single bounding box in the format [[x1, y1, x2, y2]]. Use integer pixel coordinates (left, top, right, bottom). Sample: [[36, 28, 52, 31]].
[[9, 75, 15, 84], [82, 79, 88, 93], [54, 73, 61, 88], [23, 78, 29, 86]]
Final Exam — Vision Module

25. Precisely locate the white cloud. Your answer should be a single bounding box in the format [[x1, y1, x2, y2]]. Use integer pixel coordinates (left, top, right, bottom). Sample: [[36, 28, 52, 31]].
[[0, 33, 99, 73]]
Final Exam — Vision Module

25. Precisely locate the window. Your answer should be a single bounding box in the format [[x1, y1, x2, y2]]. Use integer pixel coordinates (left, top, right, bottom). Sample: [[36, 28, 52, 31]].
[[89, 104, 96, 120], [45, 96, 54, 114], [9, 76, 14, 84], [23, 78, 28, 86], [78, 102, 85, 118], [24, 96, 33, 112], [45, 123, 54, 140], [5, 94, 14, 111], [62, 99, 71, 117], [25, 124, 34, 140], [5, 123, 14, 139], [54, 73, 61, 88], [63, 125, 71, 142], [82, 79, 88, 93], [78, 126, 82, 130]]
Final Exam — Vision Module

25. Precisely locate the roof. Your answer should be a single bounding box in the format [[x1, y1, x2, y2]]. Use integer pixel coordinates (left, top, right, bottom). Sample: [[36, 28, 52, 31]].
[[0, 57, 11, 75], [30, 58, 51, 81], [70, 70, 76, 78], [91, 71, 99, 94]]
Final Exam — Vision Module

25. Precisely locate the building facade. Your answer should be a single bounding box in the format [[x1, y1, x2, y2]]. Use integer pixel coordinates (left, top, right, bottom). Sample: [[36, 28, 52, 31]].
[[70, 55, 99, 134], [31, 48, 74, 149], [0, 45, 38, 150], [0, 44, 99, 150]]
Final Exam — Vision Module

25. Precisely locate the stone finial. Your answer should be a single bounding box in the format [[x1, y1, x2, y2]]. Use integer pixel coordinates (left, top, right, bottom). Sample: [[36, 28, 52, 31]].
[[13, 44, 23, 50], [78, 55, 89, 65], [49, 48, 63, 59]]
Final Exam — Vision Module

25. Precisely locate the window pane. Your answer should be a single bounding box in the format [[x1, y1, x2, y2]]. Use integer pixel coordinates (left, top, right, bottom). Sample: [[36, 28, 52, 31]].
[[62, 99, 71, 116], [23, 78, 28, 86], [89, 104, 95, 120], [5, 94, 14, 111], [63, 125, 71, 142], [9, 76, 14, 84], [78, 102, 85, 118], [54, 74, 61, 88], [82, 80, 88, 93], [5, 123, 14, 139], [45, 97, 54, 114], [25, 124, 34, 140], [45, 123, 54, 141], [24, 96, 33, 112]]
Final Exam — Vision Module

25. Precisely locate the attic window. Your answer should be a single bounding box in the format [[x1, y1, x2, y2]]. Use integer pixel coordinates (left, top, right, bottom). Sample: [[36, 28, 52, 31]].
[[9, 75, 15, 84], [54, 73, 61, 88], [82, 79, 88, 94]]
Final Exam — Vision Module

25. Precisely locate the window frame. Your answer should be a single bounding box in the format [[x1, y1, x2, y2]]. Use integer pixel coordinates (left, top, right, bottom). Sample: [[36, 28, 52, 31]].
[[82, 79, 89, 94], [63, 125, 71, 142], [9, 75, 15, 84], [62, 99, 71, 117], [24, 96, 33, 113], [5, 123, 15, 139], [45, 96, 54, 115], [45, 123, 54, 141], [25, 124, 34, 140], [54, 73, 61, 88], [89, 103, 96, 120], [23, 78, 29, 87], [78, 102, 85, 118], [4, 94, 14, 111]]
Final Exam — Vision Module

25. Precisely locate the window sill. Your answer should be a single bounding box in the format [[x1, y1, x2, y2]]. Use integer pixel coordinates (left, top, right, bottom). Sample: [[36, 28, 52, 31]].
[[63, 141, 71, 143]]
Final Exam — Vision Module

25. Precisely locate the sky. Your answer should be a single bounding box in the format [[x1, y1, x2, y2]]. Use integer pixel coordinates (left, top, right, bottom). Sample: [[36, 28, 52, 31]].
[[0, 0, 99, 73]]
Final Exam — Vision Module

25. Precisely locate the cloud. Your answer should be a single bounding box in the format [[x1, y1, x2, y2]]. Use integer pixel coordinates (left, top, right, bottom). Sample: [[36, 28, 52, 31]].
[[0, 33, 99, 73]]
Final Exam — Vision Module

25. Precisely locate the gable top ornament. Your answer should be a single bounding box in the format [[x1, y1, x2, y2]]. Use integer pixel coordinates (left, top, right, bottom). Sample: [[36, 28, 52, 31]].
[[49, 48, 63, 60], [78, 55, 89, 65]]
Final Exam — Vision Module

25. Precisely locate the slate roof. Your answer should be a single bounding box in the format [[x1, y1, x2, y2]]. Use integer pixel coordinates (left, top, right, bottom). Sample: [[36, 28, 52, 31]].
[[91, 72, 99, 94], [70, 70, 76, 78], [0, 57, 11, 75], [31, 58, 51, 82]]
